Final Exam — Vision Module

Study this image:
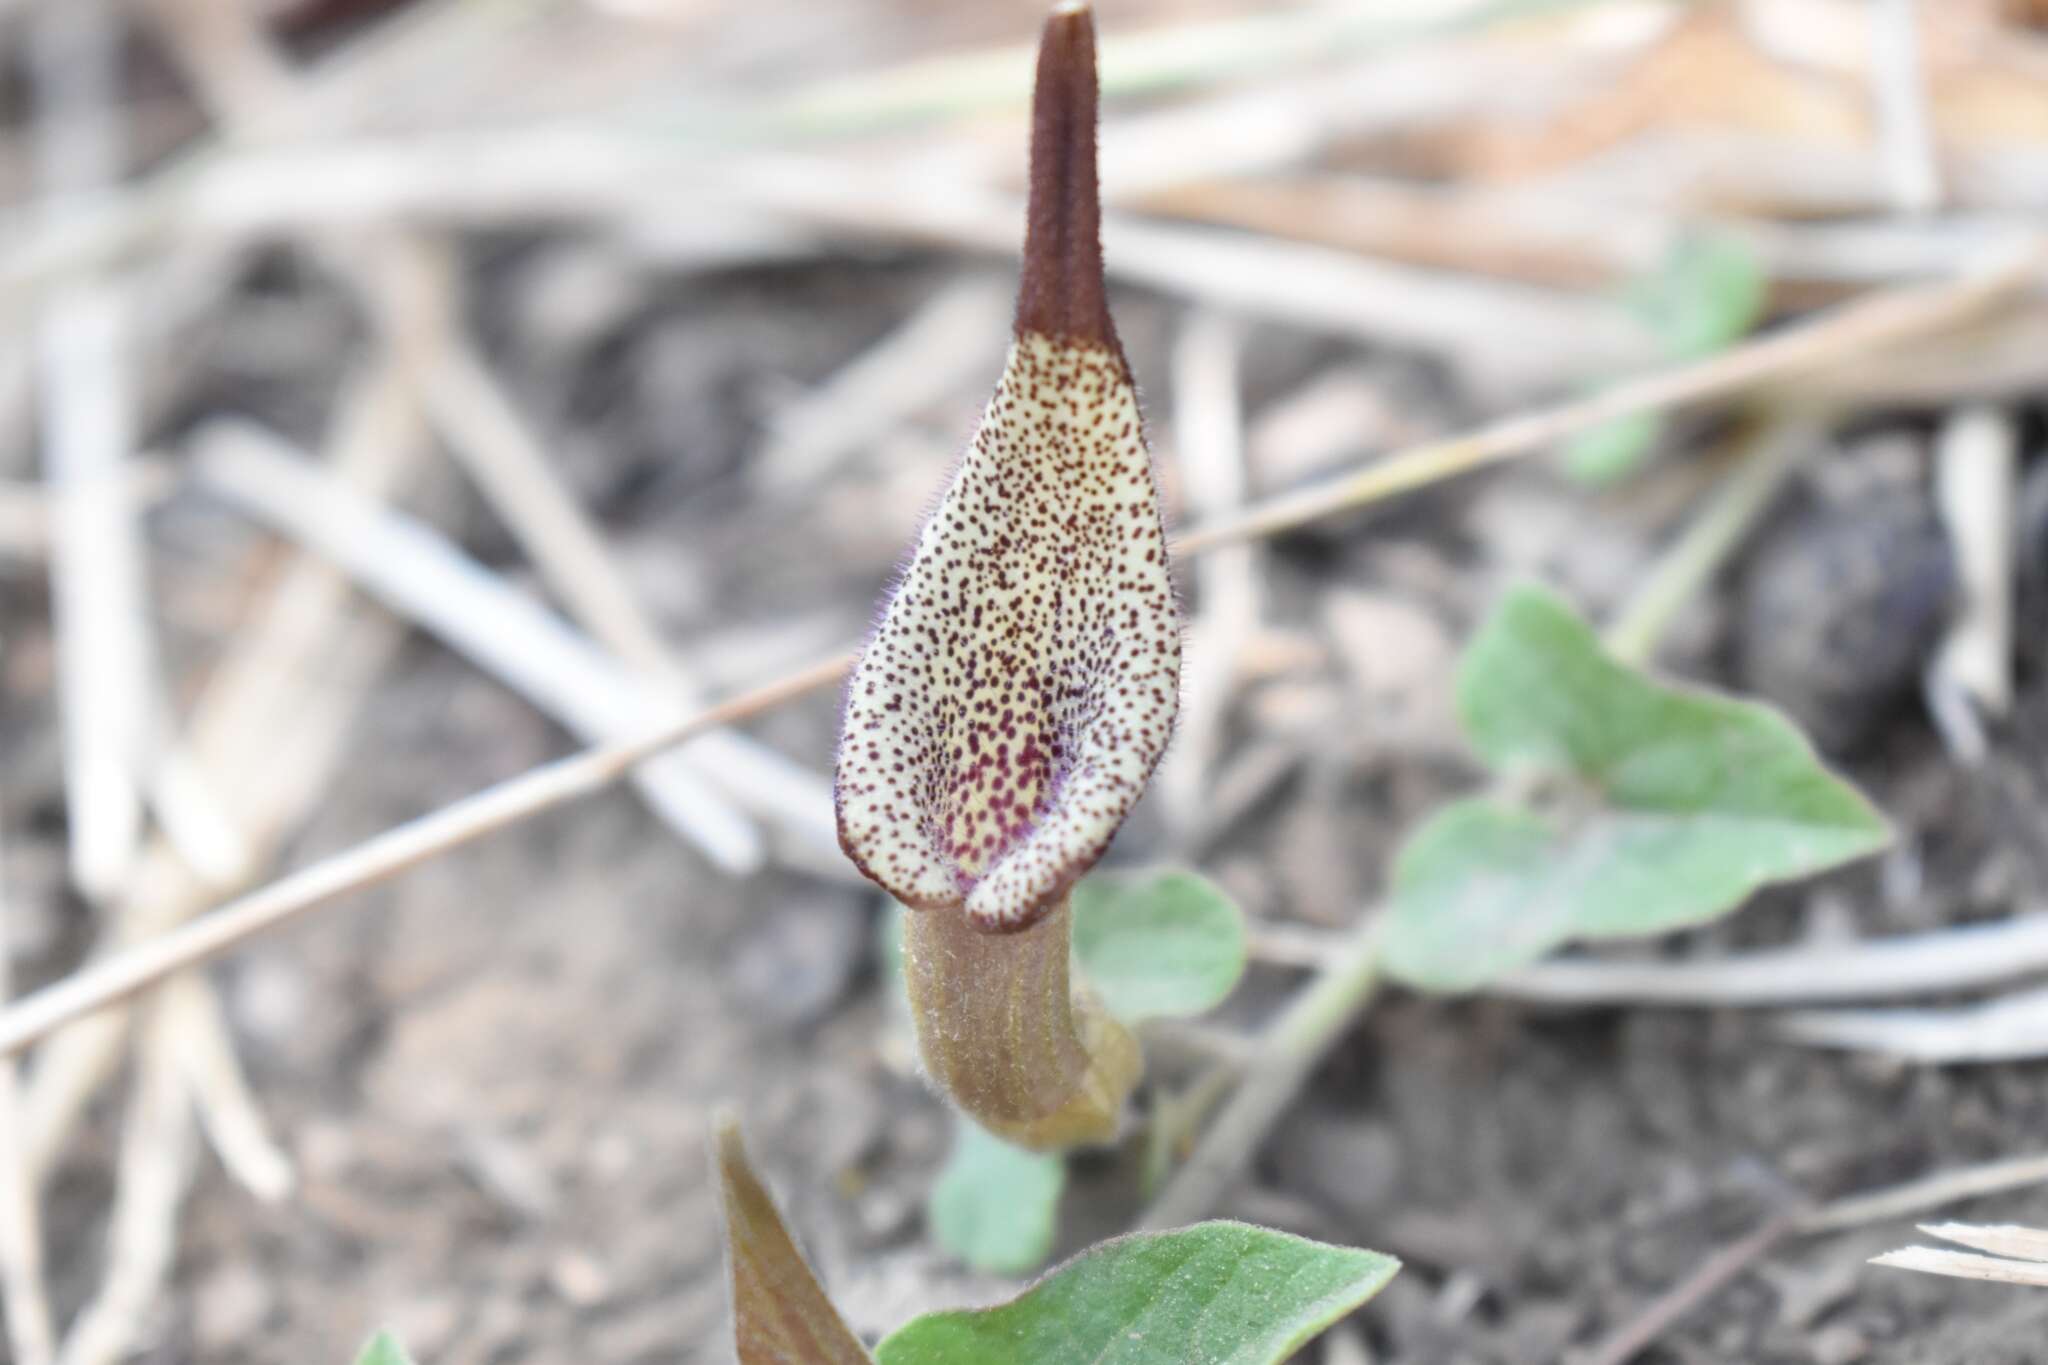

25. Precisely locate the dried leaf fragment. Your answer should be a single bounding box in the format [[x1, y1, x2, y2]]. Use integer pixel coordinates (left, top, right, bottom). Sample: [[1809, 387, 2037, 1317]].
[[1872, 1223, 2048, 1289]]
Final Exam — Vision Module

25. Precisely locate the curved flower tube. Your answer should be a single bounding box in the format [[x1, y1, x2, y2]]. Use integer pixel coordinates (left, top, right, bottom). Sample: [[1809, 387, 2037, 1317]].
[[835, 2, 1179, 1148], [901, 894, 1141, 1149]]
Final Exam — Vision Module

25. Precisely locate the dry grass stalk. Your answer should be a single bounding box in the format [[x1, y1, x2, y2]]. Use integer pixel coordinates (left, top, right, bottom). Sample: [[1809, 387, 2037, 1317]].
[[1498, 910, 2048, 1006], [22, 357, 422, 1185], [0, 462, 177, 564], [1573, 1151, 2048, 1362], [1917, 1223, 2048, 1262], [164, 977, 293, 1203], [422, 337, 852, 871], [1176, 238, 2044, 551], [145, 0, 785, 875], [735, 162, 1655, 397], [0, 1059, 50, 1365], [1534, 129, 2048, 220], [1874, 1224, 2048, 1288], [0, 236, 2038, 1064], [1873, 1246, 2048, 1287], [1775, 982, 2048, 1062], [1089, 30, 1637, 205], [12, 22, 284, 1356], [140, 698, 255, 888], [2, 143, 1649, 398], [760, 274, 1010, 492], [0, 815, 54, 1365], [34, 0, 151, 903], [1925, 404, 2018, 762], [0, 479, 50, 559], [1578, 1147, 2048, 1360], [1869, 0, 1942, 215], [1801, 1151, 2048, 1234], [1580, 1213, 1801, 1365], [53, 1019, 193, 1365], [767, 0, 1588, 136], [190, 420, 812, 874], [1146, 174, 2046, 295], [1157, 312, 1259, 835]]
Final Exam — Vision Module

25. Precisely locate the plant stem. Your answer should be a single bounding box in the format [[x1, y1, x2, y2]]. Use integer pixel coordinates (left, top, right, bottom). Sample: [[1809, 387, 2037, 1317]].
[[1602, 414, 1819, 668], [1139, 920, 1380, 1229]]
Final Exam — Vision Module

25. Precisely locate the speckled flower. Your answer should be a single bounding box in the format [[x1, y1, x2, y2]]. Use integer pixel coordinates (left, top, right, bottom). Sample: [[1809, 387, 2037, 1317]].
[[835, 2, 1180, 935]]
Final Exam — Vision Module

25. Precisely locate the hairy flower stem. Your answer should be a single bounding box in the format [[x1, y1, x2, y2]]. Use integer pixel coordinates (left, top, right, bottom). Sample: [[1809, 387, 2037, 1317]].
[[904, 893, 1140, 1150]]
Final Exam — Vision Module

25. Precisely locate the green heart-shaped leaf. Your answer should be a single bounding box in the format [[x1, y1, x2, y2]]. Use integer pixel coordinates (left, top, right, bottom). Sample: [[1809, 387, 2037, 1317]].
[[1383, 585, 1890, 991], [929, 1116, 1068, 1274], [1071, 868, 1248, 1023], [876, 1222, 1398, 1365]]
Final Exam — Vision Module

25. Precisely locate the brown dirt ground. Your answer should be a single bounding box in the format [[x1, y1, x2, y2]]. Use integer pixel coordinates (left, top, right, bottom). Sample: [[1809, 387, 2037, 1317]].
[[7, 252, 2048, 1365]]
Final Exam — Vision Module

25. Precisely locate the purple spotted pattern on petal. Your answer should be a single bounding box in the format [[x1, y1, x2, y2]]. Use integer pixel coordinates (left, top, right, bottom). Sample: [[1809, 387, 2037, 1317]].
[[835, 329, 1180, 931], [835, 1, 1179, 933]]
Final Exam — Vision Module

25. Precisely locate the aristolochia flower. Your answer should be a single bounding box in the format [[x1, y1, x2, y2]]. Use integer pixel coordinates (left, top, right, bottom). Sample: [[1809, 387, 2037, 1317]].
[[835, 3, 1179, 935]]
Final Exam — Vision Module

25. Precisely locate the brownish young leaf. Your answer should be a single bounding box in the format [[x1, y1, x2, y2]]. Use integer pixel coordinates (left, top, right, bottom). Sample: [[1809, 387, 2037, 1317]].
[[835, 0, 1180, 935], [713, 1114, 874, 1365]]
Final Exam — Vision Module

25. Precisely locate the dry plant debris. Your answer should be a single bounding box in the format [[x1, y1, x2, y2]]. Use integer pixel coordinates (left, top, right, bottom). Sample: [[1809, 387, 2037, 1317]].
[[0, 0, 2043, 1360], [1874, 1222, 2048, 1289]]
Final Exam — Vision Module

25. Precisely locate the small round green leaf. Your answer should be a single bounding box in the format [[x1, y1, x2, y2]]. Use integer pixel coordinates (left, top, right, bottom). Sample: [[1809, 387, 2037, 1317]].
[[1630, 233, 1768, 360], [1070, 869, 1248, 1023], [1565, 410, 1663, 486], [351, 1333, 417, 1365], [1564, 233, 1765, 486], [876, 1222, 1399, 1365], [929, 1117, 1067, 1275]]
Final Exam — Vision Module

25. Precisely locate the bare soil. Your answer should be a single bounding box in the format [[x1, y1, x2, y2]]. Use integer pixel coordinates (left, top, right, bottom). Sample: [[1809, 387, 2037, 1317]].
[[9, 252, 2048, 1365]]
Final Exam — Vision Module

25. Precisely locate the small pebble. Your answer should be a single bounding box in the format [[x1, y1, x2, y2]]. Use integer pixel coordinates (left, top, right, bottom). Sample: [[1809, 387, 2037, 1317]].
[[1738, 483, 1953, 755]]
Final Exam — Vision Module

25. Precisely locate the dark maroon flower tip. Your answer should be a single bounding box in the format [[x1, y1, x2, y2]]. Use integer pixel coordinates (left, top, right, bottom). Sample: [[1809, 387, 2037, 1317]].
[[1014, 2, 1116, 351]]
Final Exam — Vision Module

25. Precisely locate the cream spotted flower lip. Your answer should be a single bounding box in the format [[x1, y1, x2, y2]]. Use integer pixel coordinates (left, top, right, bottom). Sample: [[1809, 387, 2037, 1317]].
[[835, 4, 1181, 934]]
